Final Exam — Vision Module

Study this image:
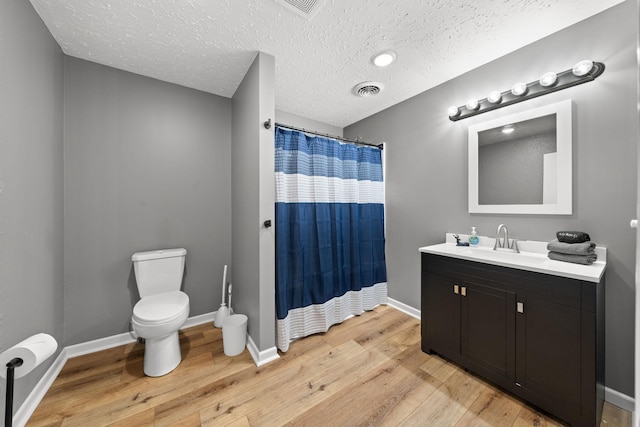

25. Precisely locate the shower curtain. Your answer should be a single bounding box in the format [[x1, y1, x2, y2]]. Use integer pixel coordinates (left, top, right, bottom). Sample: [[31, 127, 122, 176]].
[[275, 126, 387, 352]]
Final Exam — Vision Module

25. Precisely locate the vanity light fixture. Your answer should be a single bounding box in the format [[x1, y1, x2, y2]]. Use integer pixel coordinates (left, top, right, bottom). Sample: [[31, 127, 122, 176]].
[[487, 91, 502, 104], [372, 51, 396, 67], [572, 59, 594, 77], [466, 98, 479, 110], [511, 82, 528, 96], [447, 60, 605, 121], [539, 72, 558, 87]]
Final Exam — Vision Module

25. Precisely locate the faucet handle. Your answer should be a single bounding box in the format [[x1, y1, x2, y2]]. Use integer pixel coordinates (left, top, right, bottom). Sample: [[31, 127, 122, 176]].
[[510, 239, 520, 253]]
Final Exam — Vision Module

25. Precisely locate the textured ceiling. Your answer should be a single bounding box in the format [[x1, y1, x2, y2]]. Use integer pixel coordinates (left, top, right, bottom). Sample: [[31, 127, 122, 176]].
[[30, 0, 624, 128]]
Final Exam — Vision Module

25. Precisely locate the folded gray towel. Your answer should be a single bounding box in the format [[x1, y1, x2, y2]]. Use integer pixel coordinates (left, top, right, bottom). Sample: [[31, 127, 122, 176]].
[[547, 239, 596, 256], [548, 251, 597, 265]]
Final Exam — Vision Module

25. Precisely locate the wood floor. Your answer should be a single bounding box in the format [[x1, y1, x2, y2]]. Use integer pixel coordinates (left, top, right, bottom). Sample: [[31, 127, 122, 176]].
[[28, 306, 630, 427]]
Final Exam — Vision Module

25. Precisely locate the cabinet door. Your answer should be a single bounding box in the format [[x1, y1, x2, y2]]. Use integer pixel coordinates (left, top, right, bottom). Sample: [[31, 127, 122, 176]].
[[516, 295, 582, 412], [421, 270, 459, 359], [460, 280, 516, 382]]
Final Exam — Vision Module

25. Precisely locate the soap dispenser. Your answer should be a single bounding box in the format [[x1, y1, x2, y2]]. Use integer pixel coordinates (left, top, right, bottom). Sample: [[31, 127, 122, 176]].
[[469, 227, 479, 245]]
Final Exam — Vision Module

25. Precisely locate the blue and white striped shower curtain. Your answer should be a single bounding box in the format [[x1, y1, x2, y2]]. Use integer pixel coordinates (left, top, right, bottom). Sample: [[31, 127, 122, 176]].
[[275, 126, 387, 352]]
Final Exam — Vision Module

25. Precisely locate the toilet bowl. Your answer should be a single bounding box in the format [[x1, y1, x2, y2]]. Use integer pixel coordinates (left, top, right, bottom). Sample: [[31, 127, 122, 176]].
[[132, 291, 189, 377], [131, 248, 189, 377]]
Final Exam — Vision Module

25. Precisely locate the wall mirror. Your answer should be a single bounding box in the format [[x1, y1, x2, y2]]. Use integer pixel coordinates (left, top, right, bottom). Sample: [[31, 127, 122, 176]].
[[468, 99, 572, 214]]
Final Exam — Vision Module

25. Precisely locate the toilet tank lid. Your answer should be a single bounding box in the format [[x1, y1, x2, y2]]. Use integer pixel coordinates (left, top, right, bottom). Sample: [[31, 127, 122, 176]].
[[132, 248, 187, 262]]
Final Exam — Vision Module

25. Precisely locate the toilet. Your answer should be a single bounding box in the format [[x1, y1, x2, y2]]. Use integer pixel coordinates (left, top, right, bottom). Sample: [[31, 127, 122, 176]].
[[131, 248, 190, 377]]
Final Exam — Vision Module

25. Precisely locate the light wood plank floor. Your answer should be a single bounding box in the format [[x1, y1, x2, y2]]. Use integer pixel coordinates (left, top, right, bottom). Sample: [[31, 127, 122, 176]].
[[28, 306, 630, 426]]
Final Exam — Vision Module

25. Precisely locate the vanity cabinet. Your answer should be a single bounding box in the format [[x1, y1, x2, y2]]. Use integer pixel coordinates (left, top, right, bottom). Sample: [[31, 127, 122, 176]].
[[421, 253, 604, 427]]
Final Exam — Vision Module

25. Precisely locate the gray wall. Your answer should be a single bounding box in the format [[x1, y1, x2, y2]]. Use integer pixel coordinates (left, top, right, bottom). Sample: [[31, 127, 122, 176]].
[[64, 57, 232, 345], [232, 52, 276, 351], [0, 0, 64, 418], [258, 54, 276, 350], [276, 110, 343, 137], [345, 1, 637, 397]]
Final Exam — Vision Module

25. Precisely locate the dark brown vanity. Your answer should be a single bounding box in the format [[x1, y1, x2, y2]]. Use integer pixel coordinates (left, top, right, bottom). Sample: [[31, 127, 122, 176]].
[[420, 241, 606, 426]]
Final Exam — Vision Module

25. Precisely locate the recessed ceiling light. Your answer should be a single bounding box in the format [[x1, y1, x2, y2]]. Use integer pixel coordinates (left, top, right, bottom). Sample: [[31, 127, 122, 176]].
[[372, 51, 396, 67], [502, 125, 515, 134]]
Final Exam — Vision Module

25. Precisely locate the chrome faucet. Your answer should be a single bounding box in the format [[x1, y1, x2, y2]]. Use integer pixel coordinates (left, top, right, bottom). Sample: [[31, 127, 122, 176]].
[[494, 224, 519, 252]]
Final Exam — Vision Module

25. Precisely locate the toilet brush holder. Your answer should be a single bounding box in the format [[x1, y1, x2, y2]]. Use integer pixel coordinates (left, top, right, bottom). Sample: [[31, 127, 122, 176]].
[[214, 304, 229, 328]]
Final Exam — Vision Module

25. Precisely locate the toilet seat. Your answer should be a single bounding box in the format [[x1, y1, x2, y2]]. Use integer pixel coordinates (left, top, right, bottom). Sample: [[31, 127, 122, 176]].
[[133, 291, 189, 325]]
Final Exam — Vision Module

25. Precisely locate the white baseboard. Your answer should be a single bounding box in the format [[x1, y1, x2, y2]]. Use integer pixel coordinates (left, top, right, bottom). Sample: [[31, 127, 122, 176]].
[[183, 311, 216, 329], [387, 297, 420, 319], [13, 348, 69, 427], [605, 386, 635, 412], [14, 311, 217, 427], [66, 331, 137, 358], [246, 334, 280, 367]]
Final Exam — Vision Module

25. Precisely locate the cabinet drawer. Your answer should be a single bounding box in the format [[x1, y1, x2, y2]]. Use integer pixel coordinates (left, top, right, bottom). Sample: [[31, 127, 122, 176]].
[[422, 253, 585, 310]]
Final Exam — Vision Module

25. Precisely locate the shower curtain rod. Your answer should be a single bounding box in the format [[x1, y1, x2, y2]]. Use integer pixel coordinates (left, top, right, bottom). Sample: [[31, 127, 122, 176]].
[[275, 123, 383, 149]]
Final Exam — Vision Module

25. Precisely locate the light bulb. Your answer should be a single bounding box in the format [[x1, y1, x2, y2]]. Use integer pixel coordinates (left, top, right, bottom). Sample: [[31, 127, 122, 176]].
[[511, 82, 527, 96], [487, 91, 502, 104], [572, 60, 594, 77], [466, 98, 479, 110], [501, 126, 515, 134], [539, 72, 557, 87], [447, 106, 460, 117]]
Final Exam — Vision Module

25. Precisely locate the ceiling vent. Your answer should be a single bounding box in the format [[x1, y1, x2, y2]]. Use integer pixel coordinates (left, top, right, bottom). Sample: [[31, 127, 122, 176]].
[[353, 81, 384, 97], [273, 0, 325, 20]]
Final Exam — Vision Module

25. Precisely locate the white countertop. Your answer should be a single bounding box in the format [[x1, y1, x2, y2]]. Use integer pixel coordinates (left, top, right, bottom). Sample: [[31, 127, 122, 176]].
[[419, 233, 606, 283]]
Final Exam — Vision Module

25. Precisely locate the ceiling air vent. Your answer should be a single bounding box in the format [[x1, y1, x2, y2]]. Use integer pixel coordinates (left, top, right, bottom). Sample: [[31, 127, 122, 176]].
[[273, 0, 325, 20], [353, 81, 384, 97]]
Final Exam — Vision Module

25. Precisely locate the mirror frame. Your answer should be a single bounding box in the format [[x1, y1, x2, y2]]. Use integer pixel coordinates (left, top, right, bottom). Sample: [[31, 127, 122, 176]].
[[468, 99, 572, 215]]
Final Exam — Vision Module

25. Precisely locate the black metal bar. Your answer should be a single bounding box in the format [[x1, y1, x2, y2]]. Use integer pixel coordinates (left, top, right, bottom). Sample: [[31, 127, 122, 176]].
[[449, 62, 605, 121], [5, 358, 23, 427], [275, 123, 383, 149]]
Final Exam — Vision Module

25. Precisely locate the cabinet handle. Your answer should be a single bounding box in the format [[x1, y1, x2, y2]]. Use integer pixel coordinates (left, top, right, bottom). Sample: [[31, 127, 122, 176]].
[[517, 302, 524, 313], [461, 286, 467, 297], [453, 284, 459, 294]]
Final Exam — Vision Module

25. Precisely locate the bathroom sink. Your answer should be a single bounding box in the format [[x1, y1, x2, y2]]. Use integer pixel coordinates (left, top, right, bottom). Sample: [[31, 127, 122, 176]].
[[426, 244, 548, 269], [460, 246, 547, 266], [419, 233, 606, 282]]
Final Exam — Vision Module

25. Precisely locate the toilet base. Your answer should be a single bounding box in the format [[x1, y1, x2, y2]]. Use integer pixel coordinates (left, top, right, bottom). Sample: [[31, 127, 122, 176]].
[[142, 331, 182, 377]]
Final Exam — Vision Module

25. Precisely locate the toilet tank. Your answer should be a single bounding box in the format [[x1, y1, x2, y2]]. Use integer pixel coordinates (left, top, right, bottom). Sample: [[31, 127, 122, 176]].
[[132, 248, 187, 298]]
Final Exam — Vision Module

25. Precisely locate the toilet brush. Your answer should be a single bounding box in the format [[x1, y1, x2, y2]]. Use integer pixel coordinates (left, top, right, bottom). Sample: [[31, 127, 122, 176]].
[[214, 265, 229, 328], [214, 303, 229, 328]]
